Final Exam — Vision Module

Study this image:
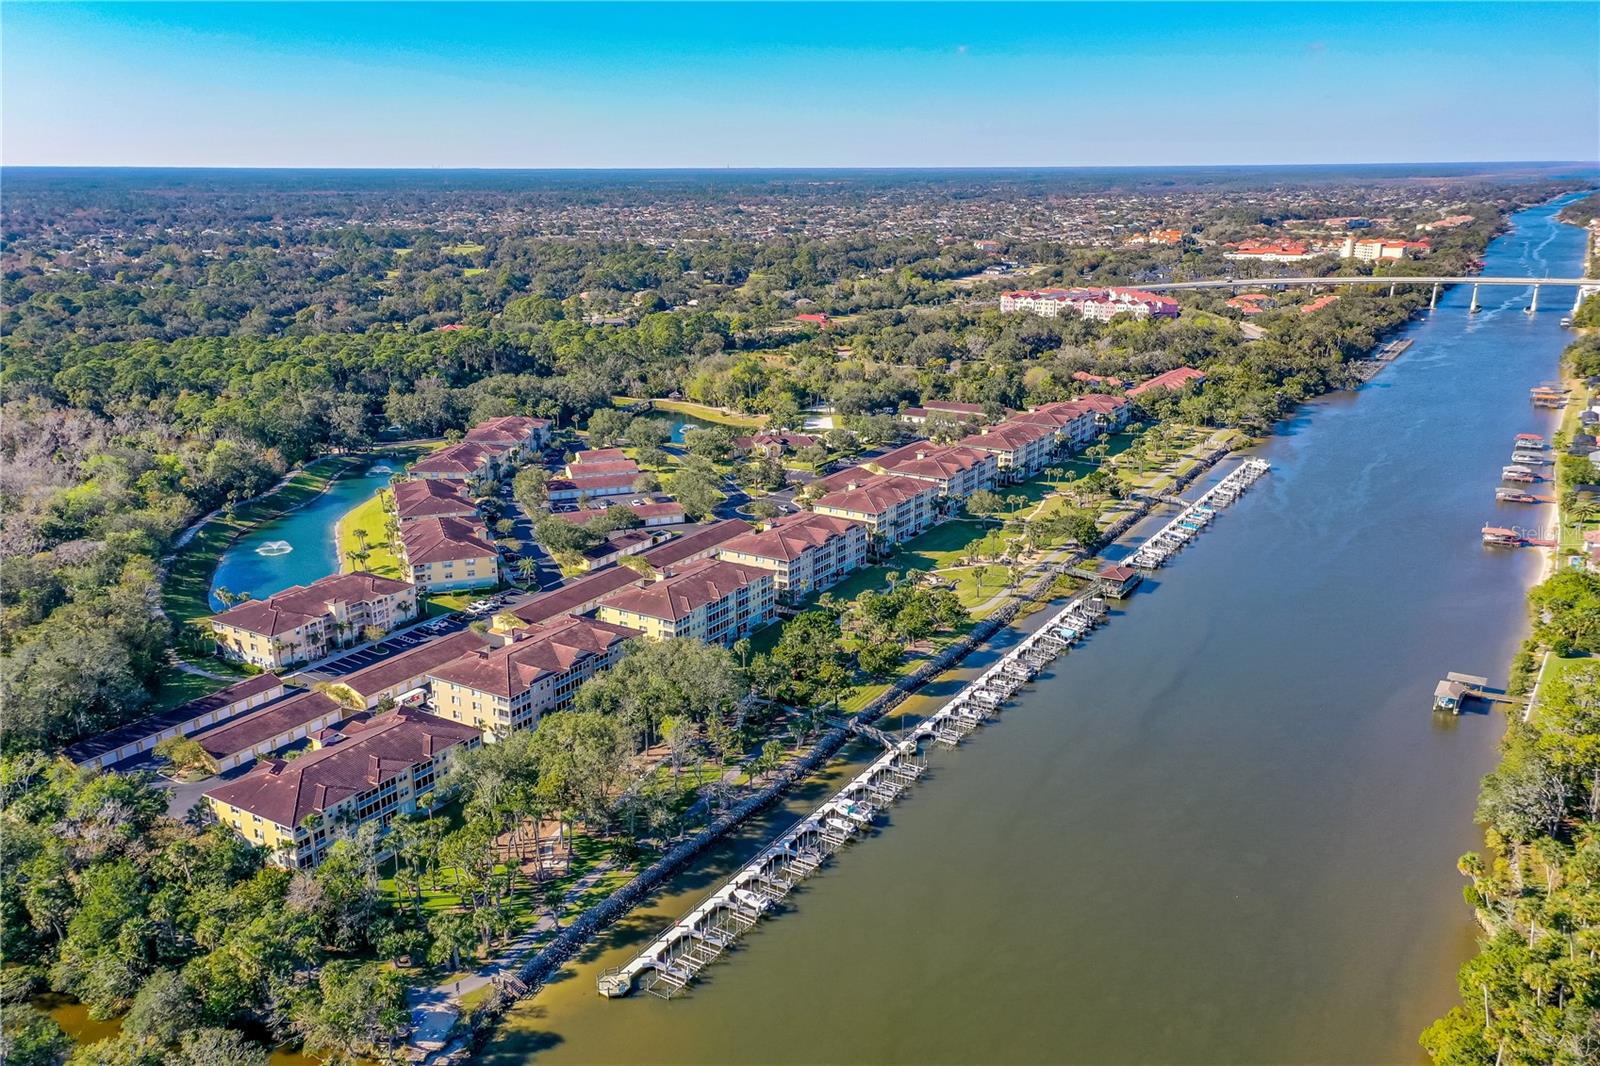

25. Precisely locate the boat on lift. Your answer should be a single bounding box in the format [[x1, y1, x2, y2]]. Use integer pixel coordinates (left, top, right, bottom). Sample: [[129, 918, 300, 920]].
[[1495, 488, 1541, 504], [1502, 465, 1538, 483]]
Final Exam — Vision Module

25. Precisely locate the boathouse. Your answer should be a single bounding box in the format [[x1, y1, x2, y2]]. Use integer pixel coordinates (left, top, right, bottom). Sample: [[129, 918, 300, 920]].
[[1098, 564, 1142, 598]]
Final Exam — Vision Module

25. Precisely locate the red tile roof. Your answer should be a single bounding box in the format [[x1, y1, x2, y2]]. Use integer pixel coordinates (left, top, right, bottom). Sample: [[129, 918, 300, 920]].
[[813, 474, 937, 515], [203, 708, 480, 828], [400, 516, 497, 565], [210, 573, 415, 636], [393, 478, 476, 520], [411, 441, 495, 476], [719, 511, 864, 563], [572, 448, 628, 464], [428, 616, 636, 698], [598, 558, 771, 622], [1128, 367, 1207, 398], [960, 419, 1057, 453]]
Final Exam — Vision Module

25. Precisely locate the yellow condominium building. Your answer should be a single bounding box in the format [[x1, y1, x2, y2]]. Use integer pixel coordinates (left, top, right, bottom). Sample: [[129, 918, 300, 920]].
[[427, 615, 636, 735], [209, 572, 417, 670], [958, 419, 1059, 481], [399, 516, 500, 592], [810, 473, 941, 547], [596, 558, 776, 645], [716, 511, 868, 600], [203, 707, 481, 869], [870, 442, 999, 499]]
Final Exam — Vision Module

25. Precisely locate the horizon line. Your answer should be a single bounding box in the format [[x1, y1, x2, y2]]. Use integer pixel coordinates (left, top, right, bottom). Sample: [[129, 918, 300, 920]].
[[4, 159, 1598, 174]]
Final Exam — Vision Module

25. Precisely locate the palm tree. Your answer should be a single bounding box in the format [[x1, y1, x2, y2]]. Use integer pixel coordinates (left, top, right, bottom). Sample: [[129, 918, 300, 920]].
[[353, 527, 370, 553], [214, 586, 236, 608]]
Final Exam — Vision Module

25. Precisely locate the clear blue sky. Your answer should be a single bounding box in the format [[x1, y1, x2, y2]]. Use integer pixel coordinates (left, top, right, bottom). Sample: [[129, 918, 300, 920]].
[[3, 2, 1596, 168]]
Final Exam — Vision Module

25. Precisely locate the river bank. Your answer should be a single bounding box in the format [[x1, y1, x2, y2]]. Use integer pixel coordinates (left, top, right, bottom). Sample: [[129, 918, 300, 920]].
[[478, 194, 1589, 1065]]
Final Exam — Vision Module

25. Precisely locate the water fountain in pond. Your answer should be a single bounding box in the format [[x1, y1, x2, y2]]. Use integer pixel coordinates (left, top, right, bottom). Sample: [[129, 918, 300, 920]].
[[256, 540, 293, 557], [368, 464, 395, 475]]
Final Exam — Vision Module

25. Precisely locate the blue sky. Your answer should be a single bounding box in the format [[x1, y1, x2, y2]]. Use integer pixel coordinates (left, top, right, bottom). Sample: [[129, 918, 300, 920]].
[[3, 2, 1596, 167]]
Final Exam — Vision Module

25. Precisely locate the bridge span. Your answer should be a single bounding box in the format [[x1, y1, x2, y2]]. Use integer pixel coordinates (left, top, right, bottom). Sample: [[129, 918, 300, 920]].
[[1133, 275, 1598, 314]]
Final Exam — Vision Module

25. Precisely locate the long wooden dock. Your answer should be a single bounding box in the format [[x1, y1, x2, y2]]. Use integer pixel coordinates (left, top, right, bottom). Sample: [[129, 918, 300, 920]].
[[596, 589, 1112, 999], [1129, 459, 1271, 569], [595, 457, 1274, 1001]]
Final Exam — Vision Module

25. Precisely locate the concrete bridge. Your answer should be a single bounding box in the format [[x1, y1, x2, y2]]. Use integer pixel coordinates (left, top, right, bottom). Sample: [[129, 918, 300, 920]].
[[1134, 275, 1599, 314]]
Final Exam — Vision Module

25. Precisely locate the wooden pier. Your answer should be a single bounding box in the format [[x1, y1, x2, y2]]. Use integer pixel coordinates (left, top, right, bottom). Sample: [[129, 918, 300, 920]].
[[1433, 672, 1525, 713], [1128, 459, 1271, 569], [595, 458, 1274, 1001], [596, 589, 1113, 1000]]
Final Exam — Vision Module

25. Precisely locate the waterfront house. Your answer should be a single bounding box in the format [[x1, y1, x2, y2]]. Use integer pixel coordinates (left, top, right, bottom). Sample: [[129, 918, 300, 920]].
[[203, 708, 480, 869], [399, 516, 500, 592], [209, 572, 417, 670], [1098, 564, 1142, 599], [427, 616, 636, 735]]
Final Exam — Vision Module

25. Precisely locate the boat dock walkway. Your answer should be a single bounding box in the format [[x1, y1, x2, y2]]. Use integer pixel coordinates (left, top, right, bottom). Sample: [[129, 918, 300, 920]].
[[1129, 459, 1272, 569], [595, 458, 1274, 1001], [596, 588, 1112, 1000]]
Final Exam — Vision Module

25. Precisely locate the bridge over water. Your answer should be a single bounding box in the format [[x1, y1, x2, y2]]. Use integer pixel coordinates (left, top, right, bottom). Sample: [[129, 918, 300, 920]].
[[1134, 275, 1598, 314]]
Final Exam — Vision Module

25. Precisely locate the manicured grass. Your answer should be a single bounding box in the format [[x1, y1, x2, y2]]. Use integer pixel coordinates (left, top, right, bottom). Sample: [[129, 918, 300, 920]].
[[337, 491, 403, 579], [445, 242, 486, 255], [146, 663, 250, 714], [612, 396, 768, 429], [163, 455, 368, 631]]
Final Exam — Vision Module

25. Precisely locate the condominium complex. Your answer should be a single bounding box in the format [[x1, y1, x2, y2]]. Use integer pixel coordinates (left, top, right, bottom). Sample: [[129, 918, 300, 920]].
[[209, 572, 417, 670], [427, 616, 636, 734], [716, 511, 869, 600], [596, 558, 777, 644], [398, 515, 500, 591], [203, 708, 481, 868], [811, 474, 941, 546]]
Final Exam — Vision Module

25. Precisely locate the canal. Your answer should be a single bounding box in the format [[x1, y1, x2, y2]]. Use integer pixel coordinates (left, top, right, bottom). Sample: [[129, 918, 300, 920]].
[[484, 196, 1589, 1064]]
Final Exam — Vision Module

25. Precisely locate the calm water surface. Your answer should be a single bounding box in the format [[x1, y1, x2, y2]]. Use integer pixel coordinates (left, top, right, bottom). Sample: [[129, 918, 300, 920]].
[[208, 463, 395, 608], [485, 196, 1589, 1065]]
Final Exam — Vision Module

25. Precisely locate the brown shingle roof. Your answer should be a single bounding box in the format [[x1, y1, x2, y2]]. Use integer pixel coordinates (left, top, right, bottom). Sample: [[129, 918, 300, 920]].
[[210, 572, 414, 637], [65, 673, 286, 763], [203, 708, 479, 829], [428, 616, 635, 698], [335, 630, 492, 700]]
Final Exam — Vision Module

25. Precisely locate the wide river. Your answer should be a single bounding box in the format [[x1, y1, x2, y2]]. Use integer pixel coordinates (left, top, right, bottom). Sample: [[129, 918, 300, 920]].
[[484, 196, 1589, 1065]]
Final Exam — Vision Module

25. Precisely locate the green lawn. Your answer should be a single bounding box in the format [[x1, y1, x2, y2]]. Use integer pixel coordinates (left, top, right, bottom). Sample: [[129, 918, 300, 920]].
[[445, 242, 487, 255], [145, 662, 251, 714], [612, 396, 768, 429], [337, 491, 403, 579]]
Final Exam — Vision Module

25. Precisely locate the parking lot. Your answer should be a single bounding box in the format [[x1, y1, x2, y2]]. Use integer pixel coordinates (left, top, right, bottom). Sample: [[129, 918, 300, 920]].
[[304, 608, 486, 680]]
